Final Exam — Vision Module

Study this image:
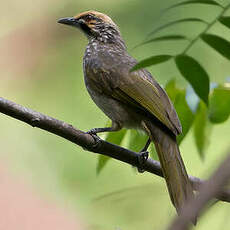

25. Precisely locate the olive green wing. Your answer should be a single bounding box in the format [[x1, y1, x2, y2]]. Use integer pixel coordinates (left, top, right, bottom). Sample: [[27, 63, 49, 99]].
[[111, 70, 181, 135]]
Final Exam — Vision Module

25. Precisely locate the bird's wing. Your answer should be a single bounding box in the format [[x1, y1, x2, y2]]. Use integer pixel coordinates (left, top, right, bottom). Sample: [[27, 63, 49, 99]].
[[110, 70, 182, 135]]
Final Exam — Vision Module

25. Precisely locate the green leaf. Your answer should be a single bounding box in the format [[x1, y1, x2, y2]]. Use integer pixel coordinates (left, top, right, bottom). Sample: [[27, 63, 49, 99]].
[[148, 18, 207, 37], [131, 55, 172, 71], [97, 128, 127, 174], [97, 156, 110, 175], [136, 35, 187, 48], [201, 34, 230, 60], [149, 143, 158, 160], [105, 128, 127, 144], [175, 91, 195, 144], [127, 130, 149, 153], [193, 101, 212, 159], [166, 0, 221, 11], [219, 16, 230, 29], [127, 130, 159, 163], [209, 86, 230, 123], [175, 55, 210, 106], [165, 79, 195, 144], [165, 79, 178, 101]]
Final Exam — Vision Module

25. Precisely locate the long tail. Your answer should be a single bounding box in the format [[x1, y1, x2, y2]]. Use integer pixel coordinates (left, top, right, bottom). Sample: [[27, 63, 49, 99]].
[[142, 120, 194, 218]]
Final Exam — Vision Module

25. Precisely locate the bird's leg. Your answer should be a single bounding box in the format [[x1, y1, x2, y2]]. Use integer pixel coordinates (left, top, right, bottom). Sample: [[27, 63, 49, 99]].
[[140, 137, 151, 153], [86, 121, 121, 148], [87, 127, 115, 135], [137, 138, 151, 173]]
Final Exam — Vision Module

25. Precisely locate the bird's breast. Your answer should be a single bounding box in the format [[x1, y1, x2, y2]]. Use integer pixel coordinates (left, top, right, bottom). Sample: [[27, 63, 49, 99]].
[[82, 47, 142, 129]]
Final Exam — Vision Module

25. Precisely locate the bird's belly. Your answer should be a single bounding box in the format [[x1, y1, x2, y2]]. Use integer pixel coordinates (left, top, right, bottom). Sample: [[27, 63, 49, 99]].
[[86, 86, 141, 129]]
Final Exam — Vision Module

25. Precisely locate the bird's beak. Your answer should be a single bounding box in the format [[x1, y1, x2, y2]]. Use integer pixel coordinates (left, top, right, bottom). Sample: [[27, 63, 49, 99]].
[[57, 17, 78, 27]]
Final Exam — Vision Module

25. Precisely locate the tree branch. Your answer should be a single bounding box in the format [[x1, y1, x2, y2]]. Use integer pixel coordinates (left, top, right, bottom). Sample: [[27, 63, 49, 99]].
[[168, 152, 230, 230], [0, 97, 230, 203]]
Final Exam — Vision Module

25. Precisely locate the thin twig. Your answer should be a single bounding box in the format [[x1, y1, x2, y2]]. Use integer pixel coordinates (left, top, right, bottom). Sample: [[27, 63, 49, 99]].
[[0, 97, 230, 203], [182, 3, 230, 55], [168, 152, 230, 230]]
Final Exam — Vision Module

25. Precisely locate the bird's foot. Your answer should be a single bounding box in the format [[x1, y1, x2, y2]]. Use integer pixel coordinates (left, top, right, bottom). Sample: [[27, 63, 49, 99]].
[[87, 128, 99, 135], [137, 151, 149, 173], [86, 130, 102, 149]]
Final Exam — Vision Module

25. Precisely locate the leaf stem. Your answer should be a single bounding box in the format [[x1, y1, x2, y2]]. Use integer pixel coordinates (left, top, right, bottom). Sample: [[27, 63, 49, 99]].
[[182, 3, 230, 55]]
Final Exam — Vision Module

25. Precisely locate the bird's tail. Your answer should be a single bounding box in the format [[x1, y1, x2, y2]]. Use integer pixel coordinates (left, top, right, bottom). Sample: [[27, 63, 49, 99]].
[[142, 120, 195, 221]]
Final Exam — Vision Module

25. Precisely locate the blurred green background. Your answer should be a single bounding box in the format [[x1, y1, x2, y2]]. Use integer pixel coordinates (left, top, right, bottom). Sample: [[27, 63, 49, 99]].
[[1, 0, 230, 229]]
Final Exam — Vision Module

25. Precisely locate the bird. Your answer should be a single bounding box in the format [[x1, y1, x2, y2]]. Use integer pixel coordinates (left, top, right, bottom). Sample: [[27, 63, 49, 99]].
[[58, 10, 194, 218]]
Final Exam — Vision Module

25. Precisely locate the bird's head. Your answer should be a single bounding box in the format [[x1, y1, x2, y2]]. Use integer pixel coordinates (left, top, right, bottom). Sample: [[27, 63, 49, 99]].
[[58, 11, 123, 45]]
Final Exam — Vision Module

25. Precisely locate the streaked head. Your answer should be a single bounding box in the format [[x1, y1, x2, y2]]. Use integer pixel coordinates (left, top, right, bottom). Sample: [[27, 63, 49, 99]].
[[58, 11, 121, 42]]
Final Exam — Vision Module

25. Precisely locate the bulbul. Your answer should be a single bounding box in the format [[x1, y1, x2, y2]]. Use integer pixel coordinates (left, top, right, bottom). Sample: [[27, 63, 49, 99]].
[[58, 11, 194, 216]]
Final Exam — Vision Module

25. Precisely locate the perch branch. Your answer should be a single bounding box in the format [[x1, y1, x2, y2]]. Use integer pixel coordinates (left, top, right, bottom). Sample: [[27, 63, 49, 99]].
[[0, 97, 230, 203], [168, 152, 230, 230]]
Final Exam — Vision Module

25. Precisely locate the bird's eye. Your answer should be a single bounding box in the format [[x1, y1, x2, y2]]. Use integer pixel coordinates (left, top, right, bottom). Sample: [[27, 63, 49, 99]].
[[86, 15, 95, 20]]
